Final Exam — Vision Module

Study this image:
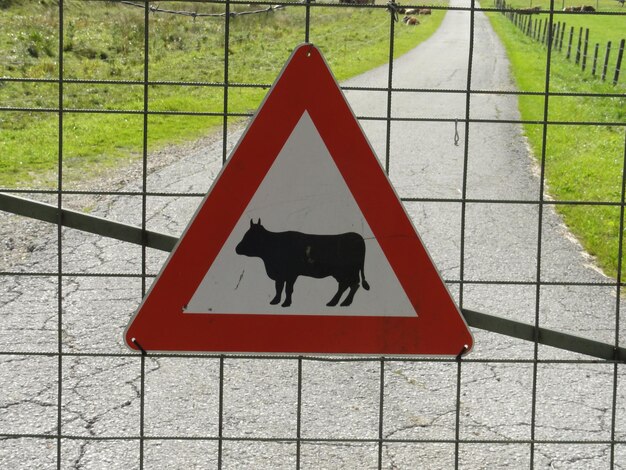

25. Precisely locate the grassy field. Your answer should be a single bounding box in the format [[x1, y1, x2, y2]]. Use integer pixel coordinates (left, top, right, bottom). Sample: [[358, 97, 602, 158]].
[[0, 0, 446, 188], [487, 5, 626, 277]]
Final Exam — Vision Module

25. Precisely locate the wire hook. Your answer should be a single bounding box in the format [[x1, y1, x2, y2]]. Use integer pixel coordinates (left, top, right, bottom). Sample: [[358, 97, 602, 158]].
[[456, 344, 469, 361], [387, 0, 400, 22], [131, 337, 148, 356]]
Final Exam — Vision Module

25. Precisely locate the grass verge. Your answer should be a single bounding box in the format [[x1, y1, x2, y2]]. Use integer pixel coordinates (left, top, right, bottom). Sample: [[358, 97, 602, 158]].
[[0, 0, 446, 188], [487, 7, 625, 278]]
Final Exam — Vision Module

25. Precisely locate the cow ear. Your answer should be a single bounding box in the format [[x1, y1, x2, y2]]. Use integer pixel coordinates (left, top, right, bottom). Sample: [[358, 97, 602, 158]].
[[258, 218, 262, 226], [250, 219, 254, 227]]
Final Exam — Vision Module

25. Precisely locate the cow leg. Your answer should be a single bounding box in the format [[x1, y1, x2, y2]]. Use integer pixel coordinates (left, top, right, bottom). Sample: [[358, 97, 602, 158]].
[[282, 279, 295, 307], [270, 280, 284, 305], [340, 282, 360, 307], [327, 282, 349, 307]]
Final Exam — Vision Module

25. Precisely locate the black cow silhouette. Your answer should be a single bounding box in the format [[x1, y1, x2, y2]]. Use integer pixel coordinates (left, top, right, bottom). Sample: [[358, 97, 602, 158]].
[[235, 220, 370, 307]]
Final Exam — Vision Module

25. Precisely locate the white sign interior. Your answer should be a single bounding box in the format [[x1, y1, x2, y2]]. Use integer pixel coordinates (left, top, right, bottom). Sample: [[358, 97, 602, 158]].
[[184, 111, 417, 317]]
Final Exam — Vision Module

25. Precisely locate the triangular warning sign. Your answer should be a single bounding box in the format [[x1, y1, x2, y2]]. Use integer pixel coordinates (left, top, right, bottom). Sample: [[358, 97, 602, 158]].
[[125, 44, 473, 356]]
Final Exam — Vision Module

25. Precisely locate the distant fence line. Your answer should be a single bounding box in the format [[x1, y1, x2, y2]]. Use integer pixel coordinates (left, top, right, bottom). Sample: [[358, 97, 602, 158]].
[[120, 0, 286, 18], [495, 0, 624, 85]]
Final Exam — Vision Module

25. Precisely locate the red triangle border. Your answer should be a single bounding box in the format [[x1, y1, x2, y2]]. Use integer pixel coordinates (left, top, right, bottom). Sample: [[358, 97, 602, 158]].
[[125, 44, 473, 356]]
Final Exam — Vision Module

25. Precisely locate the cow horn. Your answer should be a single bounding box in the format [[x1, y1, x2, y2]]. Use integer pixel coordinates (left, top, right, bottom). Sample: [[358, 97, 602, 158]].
[[257, 218, 262, 225]]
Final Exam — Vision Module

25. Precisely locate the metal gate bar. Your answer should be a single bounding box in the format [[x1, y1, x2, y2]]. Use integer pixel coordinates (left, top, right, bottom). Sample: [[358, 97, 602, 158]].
[[2, 192, 625, 362]]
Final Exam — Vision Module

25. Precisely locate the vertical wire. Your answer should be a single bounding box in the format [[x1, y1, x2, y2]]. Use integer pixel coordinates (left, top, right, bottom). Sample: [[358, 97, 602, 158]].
[[530, 1, 555, 467], [141, 5, 150, 297], [384, 5, 395, 175], [138, 349, 147, 468], [459, 0, 475, 316], [222, 0, 231, 166], [138, 1, 150, 468], [377, 357, 385, 470], [610, 133, 626, 467], [56, 1, 64, 468], [296, 357, 303, 470], [219, 3, 230, 463], [304, 0, 311, 43], [456, 0, 476, 464], [454, 352, 464, 469], [217, 355, 225, 469], [379, 30, 395, 470]]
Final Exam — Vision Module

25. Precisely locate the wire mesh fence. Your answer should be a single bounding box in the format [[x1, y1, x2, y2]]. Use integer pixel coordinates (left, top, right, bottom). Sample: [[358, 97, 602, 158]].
[[1, 0, 626, 468]]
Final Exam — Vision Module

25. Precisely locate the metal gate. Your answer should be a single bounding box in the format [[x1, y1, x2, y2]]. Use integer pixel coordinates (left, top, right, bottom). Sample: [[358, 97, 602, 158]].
[[1, 0, 626, 468]]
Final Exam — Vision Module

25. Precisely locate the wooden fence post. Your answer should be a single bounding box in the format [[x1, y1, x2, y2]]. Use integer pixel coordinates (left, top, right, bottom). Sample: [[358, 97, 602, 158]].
[[559, 22, 566, 51], [582, 28, 589, 71], [614, 39, 625, 85], [553, 22, 560, 50], [566, 26, 574, 59], [575, 26, 583, 65], [602, 41, 612, 81], [592, 43, 599, 76]]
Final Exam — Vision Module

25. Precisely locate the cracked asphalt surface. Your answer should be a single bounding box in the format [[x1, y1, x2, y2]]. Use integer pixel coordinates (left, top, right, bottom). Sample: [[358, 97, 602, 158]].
[[2, 1, 626, 468]]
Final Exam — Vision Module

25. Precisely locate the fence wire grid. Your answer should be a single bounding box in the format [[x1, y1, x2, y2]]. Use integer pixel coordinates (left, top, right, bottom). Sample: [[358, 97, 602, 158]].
[[1, 0, 626, 469]]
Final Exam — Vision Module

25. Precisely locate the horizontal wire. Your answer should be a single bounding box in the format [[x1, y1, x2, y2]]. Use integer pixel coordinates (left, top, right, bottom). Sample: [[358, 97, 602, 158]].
[[0, 272, 157, 278], [76, 0, 626, 15], [0, 431, 624, 445], [0, 106, 624, 126], [2, 77, 624, 99], [5, 106, 626, 129], [0, 349, 620, 364], [0, 271, 620, 288], [4, 189, 626, 207]]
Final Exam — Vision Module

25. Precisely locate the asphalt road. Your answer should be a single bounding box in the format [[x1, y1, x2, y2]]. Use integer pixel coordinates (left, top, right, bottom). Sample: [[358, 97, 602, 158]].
[[2, 0, 625, 468]]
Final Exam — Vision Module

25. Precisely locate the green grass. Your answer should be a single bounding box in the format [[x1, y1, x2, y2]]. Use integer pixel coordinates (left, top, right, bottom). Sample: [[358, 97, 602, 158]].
[[0, 0, 446, 188], [487, 7, 626, 277], [499, 0, 625, 78], [501, 0, 623, 10]]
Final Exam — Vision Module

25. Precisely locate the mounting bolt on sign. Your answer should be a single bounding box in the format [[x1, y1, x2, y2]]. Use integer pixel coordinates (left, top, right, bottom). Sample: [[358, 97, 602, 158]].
[[124, 44, 473, 356]]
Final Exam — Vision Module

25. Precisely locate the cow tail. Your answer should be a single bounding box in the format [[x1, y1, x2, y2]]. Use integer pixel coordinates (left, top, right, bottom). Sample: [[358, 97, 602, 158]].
[[360, 266, 370, 291]]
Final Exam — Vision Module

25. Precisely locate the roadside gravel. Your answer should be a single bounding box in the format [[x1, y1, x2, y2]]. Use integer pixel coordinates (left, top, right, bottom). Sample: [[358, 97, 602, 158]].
[[0, 124, 247, 272]]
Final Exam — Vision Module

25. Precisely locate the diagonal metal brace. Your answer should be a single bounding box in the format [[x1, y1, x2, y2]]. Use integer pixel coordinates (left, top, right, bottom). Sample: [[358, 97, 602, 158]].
[[0, 192, 177, 252], [462, 309, 626, 362], [1, 192, 625, 362]]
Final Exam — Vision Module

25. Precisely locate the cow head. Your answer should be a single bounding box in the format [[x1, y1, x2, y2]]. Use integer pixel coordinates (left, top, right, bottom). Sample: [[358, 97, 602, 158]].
[[235, 219, 265, 257]]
